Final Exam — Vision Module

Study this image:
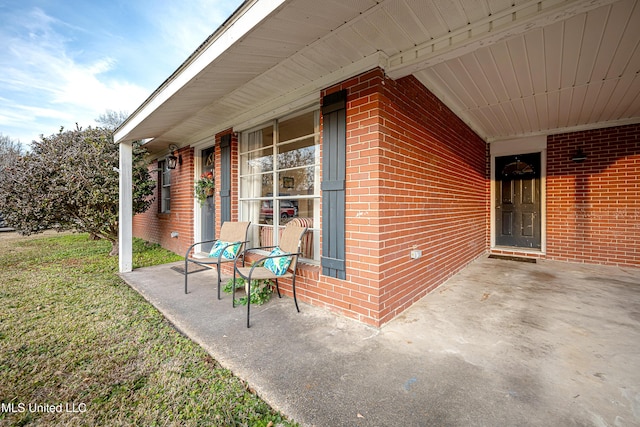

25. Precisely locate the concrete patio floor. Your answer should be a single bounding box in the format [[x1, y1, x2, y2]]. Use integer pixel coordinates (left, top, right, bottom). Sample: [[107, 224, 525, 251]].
[[121, 256, 640, 426]]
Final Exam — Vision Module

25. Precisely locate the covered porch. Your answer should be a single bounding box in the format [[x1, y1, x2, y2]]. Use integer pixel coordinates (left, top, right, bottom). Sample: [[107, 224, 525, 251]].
[[116, 0, 640, 326], [120, 255, 640, 426]]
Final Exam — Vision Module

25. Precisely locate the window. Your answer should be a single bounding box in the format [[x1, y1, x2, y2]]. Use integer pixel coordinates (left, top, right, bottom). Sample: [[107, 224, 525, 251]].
[[239, 110, 320, 260], [158, 160, 171, 213]]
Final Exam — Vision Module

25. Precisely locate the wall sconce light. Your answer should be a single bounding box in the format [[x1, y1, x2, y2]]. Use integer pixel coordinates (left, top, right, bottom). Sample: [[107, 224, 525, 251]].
[[167, 144, 182, 169], [571, 148, 587, 163]]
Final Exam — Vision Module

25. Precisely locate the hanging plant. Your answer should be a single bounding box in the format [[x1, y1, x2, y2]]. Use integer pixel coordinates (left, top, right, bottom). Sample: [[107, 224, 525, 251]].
[[194, 171, 214, 206]]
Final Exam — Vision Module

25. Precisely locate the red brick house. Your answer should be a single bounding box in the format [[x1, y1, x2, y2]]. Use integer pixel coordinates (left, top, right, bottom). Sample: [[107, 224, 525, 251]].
[[116, 0, 640, 327]]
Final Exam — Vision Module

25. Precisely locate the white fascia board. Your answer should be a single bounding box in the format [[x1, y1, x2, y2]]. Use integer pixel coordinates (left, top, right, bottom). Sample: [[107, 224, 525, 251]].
[[114, 0, 287, 144]]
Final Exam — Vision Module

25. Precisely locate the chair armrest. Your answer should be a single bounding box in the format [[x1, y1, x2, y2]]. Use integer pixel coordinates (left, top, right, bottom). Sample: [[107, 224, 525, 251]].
[[211, 240, 248, 262], [185, 239, 219, 258], [234, 250, 303, 279], [254, 250, 302, 264]]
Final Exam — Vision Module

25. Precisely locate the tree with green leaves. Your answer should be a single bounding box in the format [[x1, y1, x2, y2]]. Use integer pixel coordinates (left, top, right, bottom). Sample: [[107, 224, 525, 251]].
[[0, 124, 155, 255]]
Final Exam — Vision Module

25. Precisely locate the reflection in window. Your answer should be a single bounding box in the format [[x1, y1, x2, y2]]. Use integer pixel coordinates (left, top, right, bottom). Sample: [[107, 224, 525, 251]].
[[239, 110, 320, 260]]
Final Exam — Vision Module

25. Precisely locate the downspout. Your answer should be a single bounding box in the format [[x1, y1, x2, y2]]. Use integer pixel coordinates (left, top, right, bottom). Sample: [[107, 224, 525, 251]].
[[119, 141, 133, 273]]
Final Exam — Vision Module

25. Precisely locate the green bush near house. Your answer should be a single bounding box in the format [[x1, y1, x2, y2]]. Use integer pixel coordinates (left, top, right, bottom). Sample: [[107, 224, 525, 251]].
[[0, 233, 297, 426]]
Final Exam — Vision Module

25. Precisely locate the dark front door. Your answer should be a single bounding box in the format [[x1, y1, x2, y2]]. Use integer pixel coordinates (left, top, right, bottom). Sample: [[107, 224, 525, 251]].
[[495, 153, 541, 249], [201, 147, 216, 252]]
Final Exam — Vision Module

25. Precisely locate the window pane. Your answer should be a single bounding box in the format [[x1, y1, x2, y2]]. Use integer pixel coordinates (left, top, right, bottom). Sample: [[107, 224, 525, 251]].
[[162, 169, 171, 186], [241, 147, 273, 175], [277, 138, 317, 170], [279, 111, 315, 142], [240, 125, 273, 152], [159, 161, 171, 214], [293, 199, 316, 222], [277, 166, 317, 195], [240, 109, 320, 261], [241, 201, 269, 248], [240, 174, 273, 199], [259, 200, 286, 224]]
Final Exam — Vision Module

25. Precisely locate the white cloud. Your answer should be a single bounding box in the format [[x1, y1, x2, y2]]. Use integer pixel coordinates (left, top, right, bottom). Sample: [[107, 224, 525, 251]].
[[0, 7, 150, 143], [0, 1, 243, 146]]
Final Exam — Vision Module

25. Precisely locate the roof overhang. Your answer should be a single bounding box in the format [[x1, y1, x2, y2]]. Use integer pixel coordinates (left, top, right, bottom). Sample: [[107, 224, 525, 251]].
[[115, 0, 640, 155]]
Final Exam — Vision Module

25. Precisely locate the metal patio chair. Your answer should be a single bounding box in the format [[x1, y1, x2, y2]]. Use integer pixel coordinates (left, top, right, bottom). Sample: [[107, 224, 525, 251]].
[[184, 221, 250, 299], [234, 223, 308, 328]]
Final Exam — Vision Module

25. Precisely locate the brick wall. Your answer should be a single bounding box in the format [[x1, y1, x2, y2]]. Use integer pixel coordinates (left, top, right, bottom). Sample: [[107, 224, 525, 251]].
[[377, 71, 488, 324], [547, 124, 640, 266], [289, 69, 489, 327], [133, 146, 195, 255], [131, 75, 639, 326], [132, 70, 489, 327]]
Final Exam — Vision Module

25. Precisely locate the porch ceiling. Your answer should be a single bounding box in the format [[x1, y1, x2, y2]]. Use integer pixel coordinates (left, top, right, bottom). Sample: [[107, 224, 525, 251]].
[[115, 0, 640, 154]]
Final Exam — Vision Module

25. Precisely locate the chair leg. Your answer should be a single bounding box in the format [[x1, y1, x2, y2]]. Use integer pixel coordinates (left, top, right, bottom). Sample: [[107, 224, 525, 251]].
[[234, 254, 245, 309], [184, 259, 189, 294], [292, 275, 300, 313], [232, 266, 237, 308], [216, 263, 222, 300], [275, 279, 282, 298], [246, 278, 251, 328]]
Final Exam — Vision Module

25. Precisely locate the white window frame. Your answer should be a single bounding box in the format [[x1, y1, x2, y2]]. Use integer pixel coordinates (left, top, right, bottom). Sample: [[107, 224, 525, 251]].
[[239, 109, 321, 261], [159, 160, 171, 213]]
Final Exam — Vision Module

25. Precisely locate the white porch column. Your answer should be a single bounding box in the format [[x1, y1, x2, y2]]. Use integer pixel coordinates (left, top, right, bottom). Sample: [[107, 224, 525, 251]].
[[119, 141, 133, 273]]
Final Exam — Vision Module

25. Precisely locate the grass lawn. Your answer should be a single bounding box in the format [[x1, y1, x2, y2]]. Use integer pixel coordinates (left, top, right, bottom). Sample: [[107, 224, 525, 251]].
[[0, 232, 298, 426]]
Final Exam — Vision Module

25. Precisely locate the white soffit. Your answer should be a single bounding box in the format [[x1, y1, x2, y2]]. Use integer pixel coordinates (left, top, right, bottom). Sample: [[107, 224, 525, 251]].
[[409, 0, 640, 141], [117, 0, 640, 150]]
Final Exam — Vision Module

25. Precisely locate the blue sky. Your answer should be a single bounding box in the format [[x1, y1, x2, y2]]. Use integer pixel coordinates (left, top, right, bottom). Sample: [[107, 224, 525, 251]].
[[0, 0, 244, 146]]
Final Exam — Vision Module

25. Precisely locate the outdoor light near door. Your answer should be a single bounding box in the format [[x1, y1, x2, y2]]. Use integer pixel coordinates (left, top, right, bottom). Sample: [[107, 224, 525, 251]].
[[167, 144, 182, 169], [571, 148, 587, 163]]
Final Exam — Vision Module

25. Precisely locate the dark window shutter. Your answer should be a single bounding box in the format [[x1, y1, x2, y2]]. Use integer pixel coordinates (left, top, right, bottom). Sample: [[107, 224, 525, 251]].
[[220, 134, 232, 223], [321, 90, 347, 279]]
